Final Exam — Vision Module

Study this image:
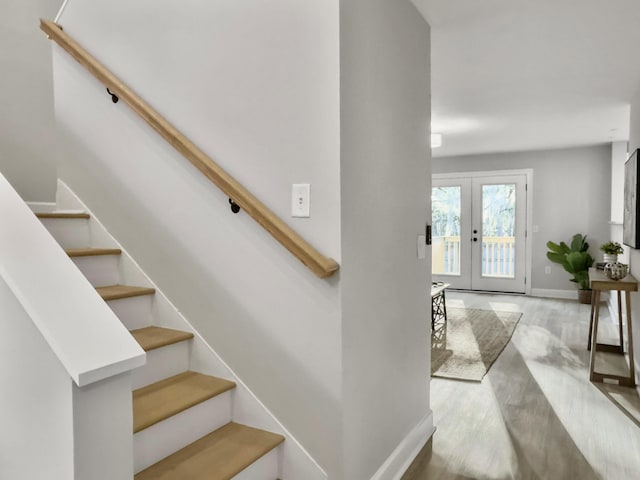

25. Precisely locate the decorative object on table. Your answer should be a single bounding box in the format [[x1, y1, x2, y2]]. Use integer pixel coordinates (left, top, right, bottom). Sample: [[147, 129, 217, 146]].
[[599, 241, 624, 264], [431, 308, 522, 381], [546, 233, 595, 304], [624, 148, 640, 249], [603, 262, 629, 280]]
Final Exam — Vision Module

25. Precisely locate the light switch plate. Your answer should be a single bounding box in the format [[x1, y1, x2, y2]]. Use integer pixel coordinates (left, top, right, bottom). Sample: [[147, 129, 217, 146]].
[[292, 183, 310, 217]]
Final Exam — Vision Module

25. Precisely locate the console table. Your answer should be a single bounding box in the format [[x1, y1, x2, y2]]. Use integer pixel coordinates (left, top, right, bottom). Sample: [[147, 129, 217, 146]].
[[587, 268, 637, 387]]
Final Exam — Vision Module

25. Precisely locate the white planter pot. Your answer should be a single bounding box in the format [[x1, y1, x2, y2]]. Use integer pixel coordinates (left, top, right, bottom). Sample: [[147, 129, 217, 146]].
[[603, 253, 618, 264]]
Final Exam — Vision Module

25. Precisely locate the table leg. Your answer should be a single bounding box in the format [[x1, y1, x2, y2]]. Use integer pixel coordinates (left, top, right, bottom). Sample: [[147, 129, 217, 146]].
[[431, 295, 435, 330], [431, 292, 446, 328], [588, 287, 597, 350], [618, 291, 624, 351], [626, 291, 636, 387], [589, 289, 601, 381], [442, 290, 447, 323]]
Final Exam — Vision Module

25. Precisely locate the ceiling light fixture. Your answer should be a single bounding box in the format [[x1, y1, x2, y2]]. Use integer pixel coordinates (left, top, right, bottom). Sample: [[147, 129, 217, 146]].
[[431, 133, 442, 148]]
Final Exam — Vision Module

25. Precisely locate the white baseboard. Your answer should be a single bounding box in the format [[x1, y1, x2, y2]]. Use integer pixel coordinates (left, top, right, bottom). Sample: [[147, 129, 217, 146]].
[[370, 411, 434, 480], [530, 288, 577, 300], [531, 288, 611, 303]]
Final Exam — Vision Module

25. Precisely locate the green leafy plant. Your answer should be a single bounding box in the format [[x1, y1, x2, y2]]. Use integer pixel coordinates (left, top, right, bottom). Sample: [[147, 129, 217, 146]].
[[546, 234, 594, 290], [599, 241, 624, 255]]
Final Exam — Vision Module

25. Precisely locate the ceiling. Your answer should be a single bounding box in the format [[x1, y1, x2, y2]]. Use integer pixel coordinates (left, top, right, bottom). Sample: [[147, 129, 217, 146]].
[[413, 0, 640, 158]]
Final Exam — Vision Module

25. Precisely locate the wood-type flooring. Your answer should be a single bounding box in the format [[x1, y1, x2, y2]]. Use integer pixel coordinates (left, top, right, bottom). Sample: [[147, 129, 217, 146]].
[[404, 291, 640, 480]]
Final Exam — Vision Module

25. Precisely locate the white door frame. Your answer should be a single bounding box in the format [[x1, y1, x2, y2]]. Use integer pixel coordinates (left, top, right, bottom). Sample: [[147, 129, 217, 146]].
[[433, 169, 533, 295]]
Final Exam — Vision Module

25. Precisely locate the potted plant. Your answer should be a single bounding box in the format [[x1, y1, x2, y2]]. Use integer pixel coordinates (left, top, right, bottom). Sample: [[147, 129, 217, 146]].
[[599, 241, 624, 264], [546, 233, 595, 304]]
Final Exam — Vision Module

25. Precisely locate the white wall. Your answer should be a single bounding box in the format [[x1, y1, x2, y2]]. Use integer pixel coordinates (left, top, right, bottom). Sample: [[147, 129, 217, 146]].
[[340, 1, 432, 478], [54, 0, 343, 475], [0, 0, 60, 201], [0, 275, 74, 480], [610, 142, 629, 264], [433, 145, 611, 292], [611, 141, 628, 224], [626, 86, 640, 383]]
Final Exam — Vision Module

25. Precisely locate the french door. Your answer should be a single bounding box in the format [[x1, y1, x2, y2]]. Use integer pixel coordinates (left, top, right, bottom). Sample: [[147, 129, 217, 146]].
[[432, 171, 529, 293]]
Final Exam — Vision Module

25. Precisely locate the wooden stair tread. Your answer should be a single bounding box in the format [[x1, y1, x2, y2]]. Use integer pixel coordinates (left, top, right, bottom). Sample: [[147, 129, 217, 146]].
[[133, 371, 235, 433], [36, 212, 90, 219], [131, 326, 194, 351], [134, 422, 284, 480], [66, 247, 122, 257], [96, 284, 155, 301]]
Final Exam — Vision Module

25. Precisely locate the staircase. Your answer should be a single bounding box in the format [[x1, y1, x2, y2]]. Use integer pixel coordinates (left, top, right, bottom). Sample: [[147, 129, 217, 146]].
[[35, 209, 285, 479]]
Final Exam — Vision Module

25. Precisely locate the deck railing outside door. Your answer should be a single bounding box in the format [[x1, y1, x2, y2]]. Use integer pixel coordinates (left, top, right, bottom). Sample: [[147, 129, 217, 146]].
[[433, 235, 515, 278]]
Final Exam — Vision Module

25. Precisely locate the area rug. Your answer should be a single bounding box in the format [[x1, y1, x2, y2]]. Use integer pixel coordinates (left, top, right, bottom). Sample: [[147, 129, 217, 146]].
[[431, 307, 522, 381]]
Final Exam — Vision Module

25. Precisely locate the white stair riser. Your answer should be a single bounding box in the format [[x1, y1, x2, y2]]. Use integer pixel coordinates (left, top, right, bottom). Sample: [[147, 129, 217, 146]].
[[106, 295, 153, 330], [40, 217, 90, 249], [27, 202, 57, 213], [72, 255, 120, 287], [133, 393, 232, 474], [131, 342, 191, 390], [233, 447, 281, 480]]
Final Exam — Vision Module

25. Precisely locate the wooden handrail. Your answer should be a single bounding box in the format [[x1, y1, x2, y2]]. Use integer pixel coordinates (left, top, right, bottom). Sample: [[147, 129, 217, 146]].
[[41, 19, 339, 278]]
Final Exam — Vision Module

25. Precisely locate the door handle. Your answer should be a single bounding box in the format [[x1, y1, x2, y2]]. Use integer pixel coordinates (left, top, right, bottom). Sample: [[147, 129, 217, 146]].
[[473, 237, 478, 242]]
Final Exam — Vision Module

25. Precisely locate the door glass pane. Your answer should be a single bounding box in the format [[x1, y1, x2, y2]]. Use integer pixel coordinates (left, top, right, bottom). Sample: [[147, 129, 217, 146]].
[[432, 186, 461, 275], [482, 184, 516, 278]]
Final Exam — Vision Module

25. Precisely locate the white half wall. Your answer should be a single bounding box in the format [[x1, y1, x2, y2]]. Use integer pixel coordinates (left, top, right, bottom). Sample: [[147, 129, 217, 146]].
[[0, 275, 74, 480], [0, 275, 136, 480]]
